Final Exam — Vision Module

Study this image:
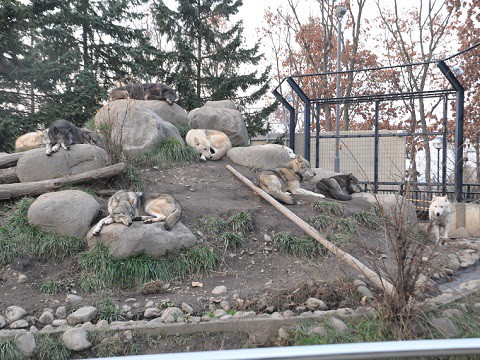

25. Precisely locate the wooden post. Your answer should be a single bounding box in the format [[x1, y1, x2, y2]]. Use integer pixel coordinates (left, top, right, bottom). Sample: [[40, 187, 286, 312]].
[[226, 164, 394, 295]]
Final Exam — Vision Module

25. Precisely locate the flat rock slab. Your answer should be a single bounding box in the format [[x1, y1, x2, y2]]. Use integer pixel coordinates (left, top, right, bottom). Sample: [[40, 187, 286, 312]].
[[86, 221, 197, 259], [227, 144, 291, 170], [16, 144, 109, 182]]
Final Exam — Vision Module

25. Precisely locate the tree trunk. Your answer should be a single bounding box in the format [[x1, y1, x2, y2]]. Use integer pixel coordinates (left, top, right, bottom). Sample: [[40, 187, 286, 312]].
[[0, 168, 18, 184], [0, 163, 125, 200], [0, 152, 24, 169]]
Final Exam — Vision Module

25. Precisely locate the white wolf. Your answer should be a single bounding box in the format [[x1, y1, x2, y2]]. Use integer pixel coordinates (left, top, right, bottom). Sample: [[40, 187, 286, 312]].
[[185, 129, 232, 161], [428, 195, 453, 244]]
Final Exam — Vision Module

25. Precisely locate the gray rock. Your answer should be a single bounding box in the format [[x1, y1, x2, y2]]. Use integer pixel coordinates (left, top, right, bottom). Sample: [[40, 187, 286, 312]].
[[52, 319, 68, 327], [446, 254, 461, 271], [95, 100, 183, 155], [181, 303, 194, 314], [212, 285, 227, 295], [305, 298, 328, 311], [28, 190, 100, 239], [66, 295, 83, 305], [161, 307, 184, 322], [430, 317, 461, 338], [5, 306, 26, 323], [353, 279, 367, 287], [40, 325, 55, 332], [132, 101, 190, 126], [55, 307, 67, 320], [329, 317, 349, 334], [62, 328, 92, 351], [0, 315, 5, 328], [87, 221, 196, 259], [16, 144, 109, 182], [15, 332, 36, 357], [10, 319, 29, 329], [67, 306, 98, 325], [449, 227, 471, 239], [96, 320, 109, 329], [144, 308, 162, 318], [205, 100, 238, 110], [227, 144, 291, 170], [38, 311, 54, 325], [188, 104, 249, 146], [214, 309, 227, 318], [442, 308, 463, 320], [357, 286, 375, 299], [310, 326, 327, 336]]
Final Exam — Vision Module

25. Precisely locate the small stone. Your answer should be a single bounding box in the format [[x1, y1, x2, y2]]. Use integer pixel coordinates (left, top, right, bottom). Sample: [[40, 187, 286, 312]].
[[181, 303, 194, 314], [67, 306, 98, 325], [305, 298, 328, 311], [357, 286, 374, 299], [39, 311, 54, 325], [283, 310, 295, 317], [145, 301, 155, 308], [161, 307, 184, 322], [0, 316, 6, 328], [212, 285, 227, 295], [56, 306, 67, 319], [52, 319, 68, 326], [144, 308, 162, 318], [10, 319, 29, 329], [278, 327, 290, 339], [96, 320, 109, 329], [125, 298, 137, 303], [41, 325, 55, 332], [66, 294, 83, 305], [5, 306, 27, 323], [329, 317, 349, 334], [15, 332, 36, 357], [430, 317, 461, 338], [352, 279, 367, 287], [62, 328, 92, 351], [214, 309, 227, 318], [18, 274, 28, 283], [81, 322, 95, 330], [311, 326, 327, 336]]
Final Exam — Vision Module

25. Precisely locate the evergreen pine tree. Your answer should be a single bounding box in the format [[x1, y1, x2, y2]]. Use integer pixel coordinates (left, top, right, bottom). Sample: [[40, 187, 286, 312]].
[[151, 0, 274, 136]]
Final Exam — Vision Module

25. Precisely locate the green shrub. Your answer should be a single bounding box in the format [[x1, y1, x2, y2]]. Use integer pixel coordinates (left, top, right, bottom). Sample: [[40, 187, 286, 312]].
[[228, 211, 253, 234], [97, 298, 126, 323]]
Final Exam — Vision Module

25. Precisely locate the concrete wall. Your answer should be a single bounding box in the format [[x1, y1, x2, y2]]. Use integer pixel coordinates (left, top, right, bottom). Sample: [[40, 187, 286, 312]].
[[453, 202, 480, 236], [293, 130, 406, 183]]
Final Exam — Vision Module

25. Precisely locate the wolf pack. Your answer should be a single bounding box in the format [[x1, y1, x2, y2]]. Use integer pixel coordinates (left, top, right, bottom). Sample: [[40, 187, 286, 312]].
[[13, 82, 452, 243]]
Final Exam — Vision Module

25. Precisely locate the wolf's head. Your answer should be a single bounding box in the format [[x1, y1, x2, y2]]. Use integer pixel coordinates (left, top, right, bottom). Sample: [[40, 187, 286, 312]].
[[288, 155, 316, 180], [430, 195, 451, 217], [346, 173, 363, 193], [110, 200, 137, 226], [192, 136, 213, 160], [162, 86, 177, 105], [52, 125, 75, 150]]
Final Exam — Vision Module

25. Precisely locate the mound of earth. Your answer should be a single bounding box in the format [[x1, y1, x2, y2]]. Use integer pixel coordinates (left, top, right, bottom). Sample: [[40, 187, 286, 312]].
[[0, 157, 457, 319]]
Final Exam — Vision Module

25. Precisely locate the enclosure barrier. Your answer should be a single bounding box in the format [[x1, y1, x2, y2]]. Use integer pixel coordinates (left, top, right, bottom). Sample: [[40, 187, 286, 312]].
[[93, 338, 480, 360]]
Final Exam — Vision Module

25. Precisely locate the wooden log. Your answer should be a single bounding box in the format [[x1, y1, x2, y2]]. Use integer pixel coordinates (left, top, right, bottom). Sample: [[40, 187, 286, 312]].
[[0, 167, 19, 184], [0, 162, 125, 200], [226, 164, 394, 295], [0, 152, 24, 169]]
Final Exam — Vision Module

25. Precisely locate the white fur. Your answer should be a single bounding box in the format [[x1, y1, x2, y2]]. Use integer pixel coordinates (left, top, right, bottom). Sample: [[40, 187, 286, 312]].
[[428, 195, 453, 244], [282, 146, 296, 159], [186, 129, 231, 161]]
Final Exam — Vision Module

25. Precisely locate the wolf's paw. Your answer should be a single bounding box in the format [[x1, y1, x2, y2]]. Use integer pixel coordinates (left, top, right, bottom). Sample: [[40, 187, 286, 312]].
[[143, 219, 153, 224], [92, 231, 99, 236]]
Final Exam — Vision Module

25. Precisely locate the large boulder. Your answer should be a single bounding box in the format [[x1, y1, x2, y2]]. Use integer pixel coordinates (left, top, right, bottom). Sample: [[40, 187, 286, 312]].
[[94, 100, 183, 155], [227, 144, 292, 170], [188, 101, 249, 146], [127, 100, 190, 127], [86, 221, 197, 259], [16, 144, 109, 183], [28, 190, 100, 239]]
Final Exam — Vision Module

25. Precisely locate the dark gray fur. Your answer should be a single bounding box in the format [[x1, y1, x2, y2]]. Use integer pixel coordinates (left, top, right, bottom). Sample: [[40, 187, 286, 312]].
[[45, 119, 101, 155], [315, 173, 363, 201], [109, 82, 177, 104]]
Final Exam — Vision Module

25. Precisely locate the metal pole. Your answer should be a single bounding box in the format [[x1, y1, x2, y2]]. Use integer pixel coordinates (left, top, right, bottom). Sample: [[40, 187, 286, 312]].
[[437, 148, 440, 183], [334, 6, 346, 172]]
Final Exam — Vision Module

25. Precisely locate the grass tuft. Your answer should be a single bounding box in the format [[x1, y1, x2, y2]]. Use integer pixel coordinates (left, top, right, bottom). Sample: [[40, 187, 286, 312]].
[[96, 298, 126, 323], [79, 244, 218, 291], [353, 207, 383, 230], [274, 232, 326, 258], [35, 334, 70, 360], [222, 232, 245, 250], [306, 214, 334, 231], [195, 214, 227, 236], [156, 137, 198, 166], [312, 201, 345, 215], [228, 211, 253, 234], [335, 218, 358, 236], [0, 338, 26, 360], [40, 279, 62, 294]]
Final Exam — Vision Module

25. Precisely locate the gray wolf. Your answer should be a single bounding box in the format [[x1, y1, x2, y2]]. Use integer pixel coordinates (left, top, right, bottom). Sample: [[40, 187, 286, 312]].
[[15, 130, 48, 150], [185, 129, 232, 161], [108, 83, 177, 105], [428, 195, 453, 244], [315, 173, 363, 201], [258, 155, 325, 204], [92, 190, 181, 235], [45, 119, 101, 156]]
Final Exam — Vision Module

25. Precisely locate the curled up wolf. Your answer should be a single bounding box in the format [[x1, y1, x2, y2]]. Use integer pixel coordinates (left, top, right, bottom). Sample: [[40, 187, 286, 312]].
[[45, 119, 101, 156], [92, 190, 181, 236], [315, 173, 363, 201], [108, 82, 177, 105], [258, 155, 325, 205]]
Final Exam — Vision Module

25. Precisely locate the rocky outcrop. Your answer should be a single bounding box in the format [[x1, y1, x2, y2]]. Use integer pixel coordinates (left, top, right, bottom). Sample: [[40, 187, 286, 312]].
[[227, 144, 292, 170]]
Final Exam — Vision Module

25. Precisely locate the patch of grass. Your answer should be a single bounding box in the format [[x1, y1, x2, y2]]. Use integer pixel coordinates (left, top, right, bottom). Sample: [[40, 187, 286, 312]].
[[0, 197, 85, 265], [274, 232, 326, 258], [306, 214, 334, 231], [326, 232, 350, 246], [40, 279, 62, 294], [96, 298, 126, 323], [79, 244, 218, 291], [95, 333, 141, 358], [156, 137, 198, 166], [222, 232, 245, 250], [354, 208, 383, 230], [228, 211, 253, 234], [312, 201, 345, 216], [0, 338, 26, 360], [335, 218, 358, 236], [35, 334, 70, 360], [175, 123, 192, 139], [195, 214, 227, 236]]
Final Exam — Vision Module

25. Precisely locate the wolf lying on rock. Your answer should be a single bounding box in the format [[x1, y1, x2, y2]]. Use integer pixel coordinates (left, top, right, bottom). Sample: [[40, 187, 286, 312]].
[[108, 82, 177, 105], [45, 119, 101, 156], [315, 173, 363, 201]]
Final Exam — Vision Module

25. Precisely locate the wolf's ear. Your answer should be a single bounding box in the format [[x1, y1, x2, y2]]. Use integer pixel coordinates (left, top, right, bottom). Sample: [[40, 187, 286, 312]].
[[53, 127, 59, 135], [295, 154, 302, 161], [68, 125, 75, 133], [194, 137, 200, 146]]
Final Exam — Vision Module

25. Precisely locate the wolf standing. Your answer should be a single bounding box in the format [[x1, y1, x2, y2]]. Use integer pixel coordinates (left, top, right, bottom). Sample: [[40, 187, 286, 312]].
[[428, 195, 453, 244]]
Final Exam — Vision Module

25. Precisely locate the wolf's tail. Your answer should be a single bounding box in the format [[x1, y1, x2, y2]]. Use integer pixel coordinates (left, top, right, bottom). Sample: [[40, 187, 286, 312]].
[[164, 208, 181, 231]]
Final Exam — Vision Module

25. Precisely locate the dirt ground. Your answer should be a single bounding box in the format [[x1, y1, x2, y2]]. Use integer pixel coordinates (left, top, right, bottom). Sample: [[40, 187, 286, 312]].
[[0, 157, 438, 320]]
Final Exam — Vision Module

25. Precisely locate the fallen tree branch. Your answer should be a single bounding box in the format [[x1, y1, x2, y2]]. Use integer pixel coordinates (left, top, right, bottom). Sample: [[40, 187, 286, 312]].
[[226, 164, 394, 295], [0, 152, 24, 169], [0, 162, 125, 200]]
